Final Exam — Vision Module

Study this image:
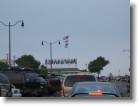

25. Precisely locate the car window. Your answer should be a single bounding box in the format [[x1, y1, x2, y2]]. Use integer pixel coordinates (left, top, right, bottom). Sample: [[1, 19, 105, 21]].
[[3, 72, 24, 83], [25, 73, 38, 81], [64, 75, 96, 87], [0, 73, 10, 84]]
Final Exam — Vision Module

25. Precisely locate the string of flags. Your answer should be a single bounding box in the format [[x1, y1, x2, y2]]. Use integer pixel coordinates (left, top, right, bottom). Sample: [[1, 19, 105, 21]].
[[63, 35, 69, 48]]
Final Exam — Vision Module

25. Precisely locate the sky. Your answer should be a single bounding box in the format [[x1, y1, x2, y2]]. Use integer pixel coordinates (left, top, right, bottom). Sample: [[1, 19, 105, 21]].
[[0, 0, 130, 76]]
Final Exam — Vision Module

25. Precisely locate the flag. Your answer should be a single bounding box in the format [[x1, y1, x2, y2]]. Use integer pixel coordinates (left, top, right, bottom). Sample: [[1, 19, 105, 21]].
[[63, 36, 68, 40], [65, 40, 68, 43], [63, 35, 69, 48], [65, 43, 68, 48]]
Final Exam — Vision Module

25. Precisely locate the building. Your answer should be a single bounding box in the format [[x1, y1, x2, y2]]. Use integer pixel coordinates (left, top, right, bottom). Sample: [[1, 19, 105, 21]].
[[47, 68, 81, 75]]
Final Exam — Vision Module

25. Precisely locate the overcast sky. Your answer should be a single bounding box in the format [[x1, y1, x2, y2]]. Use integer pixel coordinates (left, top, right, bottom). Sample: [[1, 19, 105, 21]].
[[0, 0, 130, 76]]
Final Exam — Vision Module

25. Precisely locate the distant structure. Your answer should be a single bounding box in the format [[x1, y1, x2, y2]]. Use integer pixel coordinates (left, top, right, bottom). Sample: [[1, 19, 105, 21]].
[[47, 68, 81, 75]]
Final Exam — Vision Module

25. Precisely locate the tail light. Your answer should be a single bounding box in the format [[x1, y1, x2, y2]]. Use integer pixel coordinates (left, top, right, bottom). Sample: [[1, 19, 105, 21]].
[[75, 74, 85, 76], [47, 80, 51, 86], [60, 87, 64, 96]]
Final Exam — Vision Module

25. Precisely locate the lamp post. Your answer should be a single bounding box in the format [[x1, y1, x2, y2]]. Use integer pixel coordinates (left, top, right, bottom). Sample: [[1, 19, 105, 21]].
[[0, 20, 24, 67], [42, 40, 60, 74]]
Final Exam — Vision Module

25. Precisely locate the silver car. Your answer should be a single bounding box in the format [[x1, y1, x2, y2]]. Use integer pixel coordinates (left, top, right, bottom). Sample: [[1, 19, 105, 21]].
[[68, 82, 121, 98], [61, 73, 97, 97]]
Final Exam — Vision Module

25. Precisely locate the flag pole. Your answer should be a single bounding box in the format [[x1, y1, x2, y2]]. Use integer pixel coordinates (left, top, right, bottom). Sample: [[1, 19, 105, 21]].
[[63, 35, 70, 68], [68, 41, 69, 67]]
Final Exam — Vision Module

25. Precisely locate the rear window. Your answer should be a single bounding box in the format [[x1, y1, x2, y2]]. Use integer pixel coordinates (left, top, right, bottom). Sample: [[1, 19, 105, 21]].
[[25, 73, 38, 81], [64, 75, 96, 87], [3, 72, 24, 84]]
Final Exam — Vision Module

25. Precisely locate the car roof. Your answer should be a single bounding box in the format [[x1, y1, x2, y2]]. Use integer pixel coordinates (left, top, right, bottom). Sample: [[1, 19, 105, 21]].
[[75, 81, 114, 85], [64, 73, 97, 76]]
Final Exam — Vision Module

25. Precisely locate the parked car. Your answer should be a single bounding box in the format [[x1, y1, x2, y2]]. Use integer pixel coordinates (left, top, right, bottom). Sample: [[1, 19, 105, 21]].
[[37, 76, 48, 96], [39, 74, 62, 96], [61, 73, 97, 97], [0, 72, 12, 97], [68, 82, 121, 98], [11, 84, 22, 97], [1, 68, 48, 97]]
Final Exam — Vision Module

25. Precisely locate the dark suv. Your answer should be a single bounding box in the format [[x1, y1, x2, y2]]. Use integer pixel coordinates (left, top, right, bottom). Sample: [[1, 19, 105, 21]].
[[1, 68, 48, 97], [0, 73, 12, 97]]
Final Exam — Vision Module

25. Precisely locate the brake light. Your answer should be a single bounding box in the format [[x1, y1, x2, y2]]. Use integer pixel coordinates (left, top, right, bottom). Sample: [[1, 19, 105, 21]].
[[47, 80, 51, 86], [60, 87, 64, 96], [75, 74, 85, 76], [88, 90, 102, 96]]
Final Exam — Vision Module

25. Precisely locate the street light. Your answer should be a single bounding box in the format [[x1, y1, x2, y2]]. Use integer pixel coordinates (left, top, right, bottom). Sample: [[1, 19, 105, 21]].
[[42, 40, 60, 74], [0, 20, 24, 67]]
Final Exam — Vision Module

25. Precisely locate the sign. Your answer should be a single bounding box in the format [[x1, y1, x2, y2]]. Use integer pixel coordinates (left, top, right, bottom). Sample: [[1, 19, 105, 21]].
[[45, 59, 77, 65]]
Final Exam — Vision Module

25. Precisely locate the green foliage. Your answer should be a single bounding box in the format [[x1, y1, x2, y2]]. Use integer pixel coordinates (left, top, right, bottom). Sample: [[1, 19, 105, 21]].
[[39, 64, 47, 75], [88, 56, 109, 77], [15, 54, 41, 72], [0, 61, 9, 69]]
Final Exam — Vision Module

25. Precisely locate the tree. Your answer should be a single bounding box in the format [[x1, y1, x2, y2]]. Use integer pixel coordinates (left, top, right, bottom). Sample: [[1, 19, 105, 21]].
[[0, 61, 9, 69], [15, 54, 41, 72], [39, 64, 47, 75], [88, 56, 109, 77]]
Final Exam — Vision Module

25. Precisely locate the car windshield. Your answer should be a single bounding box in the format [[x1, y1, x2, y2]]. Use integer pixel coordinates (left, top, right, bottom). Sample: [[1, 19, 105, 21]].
[[64, 75, 96, 87], [71, 83, 118, 96], [0, 73, 10, 84]]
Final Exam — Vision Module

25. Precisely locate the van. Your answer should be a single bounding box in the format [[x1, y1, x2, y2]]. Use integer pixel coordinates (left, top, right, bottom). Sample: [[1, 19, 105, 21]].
[[61, 73, 97, 97]]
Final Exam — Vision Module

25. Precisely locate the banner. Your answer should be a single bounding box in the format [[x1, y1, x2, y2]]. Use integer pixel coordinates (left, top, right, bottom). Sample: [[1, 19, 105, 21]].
[[45, 59, 77, 65]]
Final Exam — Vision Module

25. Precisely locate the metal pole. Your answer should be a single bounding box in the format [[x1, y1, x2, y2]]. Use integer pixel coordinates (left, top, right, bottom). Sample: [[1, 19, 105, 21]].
[[13, 55, 16, 67], [0, 20, 24, 67], [50, 42, 52, 74], [9, 22, 11, 67], [42, 40, 60, 74], [85, 63, 87, 71]]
